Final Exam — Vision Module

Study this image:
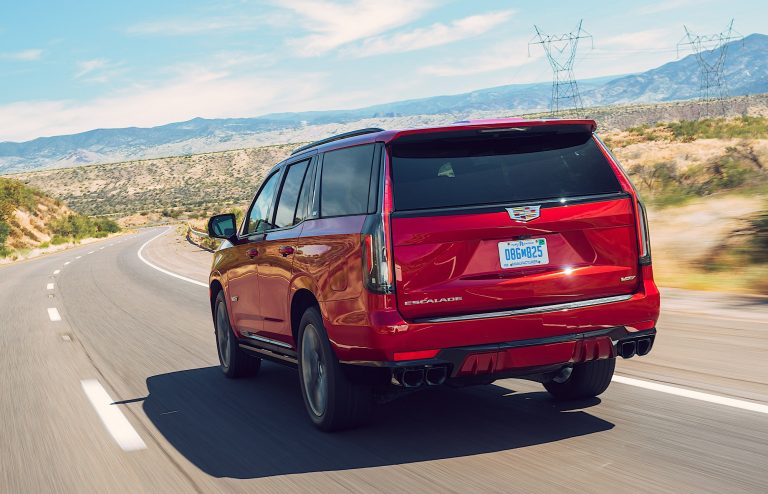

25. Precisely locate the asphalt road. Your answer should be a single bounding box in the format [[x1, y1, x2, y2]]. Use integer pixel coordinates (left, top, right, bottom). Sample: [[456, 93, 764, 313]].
[[1, 227, 766, 493]]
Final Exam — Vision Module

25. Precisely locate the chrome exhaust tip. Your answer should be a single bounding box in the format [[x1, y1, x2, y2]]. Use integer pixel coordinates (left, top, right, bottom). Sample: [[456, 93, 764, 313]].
[[620, 340, 637, 359], [636, 337, 652, 356], [425, 366, 447, 386], [400, 369, 425, 388]]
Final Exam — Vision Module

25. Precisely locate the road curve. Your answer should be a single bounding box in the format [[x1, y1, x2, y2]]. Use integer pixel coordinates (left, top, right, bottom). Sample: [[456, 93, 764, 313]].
[[0, 227, 766, 493]]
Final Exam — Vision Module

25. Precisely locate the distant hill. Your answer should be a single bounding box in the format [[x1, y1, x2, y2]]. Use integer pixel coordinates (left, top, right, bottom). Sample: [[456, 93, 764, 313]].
[[1, 34, 766, 174]]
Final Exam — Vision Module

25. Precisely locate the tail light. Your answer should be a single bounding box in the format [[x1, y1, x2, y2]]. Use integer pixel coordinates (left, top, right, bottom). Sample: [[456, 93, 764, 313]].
[[593, 135, 652, 267], [362, 214, 394, 293], [637, 200, 652, 266]]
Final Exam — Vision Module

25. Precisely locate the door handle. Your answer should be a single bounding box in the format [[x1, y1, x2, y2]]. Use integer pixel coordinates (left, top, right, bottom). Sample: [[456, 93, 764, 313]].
[[279, 246, 295, 257], [246, 248, 259, 259]]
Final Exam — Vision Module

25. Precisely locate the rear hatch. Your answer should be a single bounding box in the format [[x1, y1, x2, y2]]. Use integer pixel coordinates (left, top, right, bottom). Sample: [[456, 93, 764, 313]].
[[389, 124, 639, 320]]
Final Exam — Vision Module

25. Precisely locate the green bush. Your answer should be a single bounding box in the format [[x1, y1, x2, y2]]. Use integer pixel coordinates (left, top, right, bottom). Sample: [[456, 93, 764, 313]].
[[39, 241, 50, 249], [51, 235, 68, 245]]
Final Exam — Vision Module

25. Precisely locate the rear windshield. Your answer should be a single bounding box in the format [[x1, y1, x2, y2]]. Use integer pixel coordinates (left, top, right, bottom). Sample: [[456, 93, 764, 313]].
[[390, 129, 622, 211]]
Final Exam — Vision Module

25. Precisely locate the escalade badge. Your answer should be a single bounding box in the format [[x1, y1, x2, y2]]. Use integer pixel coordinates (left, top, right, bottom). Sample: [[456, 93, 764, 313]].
[[404, 296, 463, 306], [507, 205, 540, 222]]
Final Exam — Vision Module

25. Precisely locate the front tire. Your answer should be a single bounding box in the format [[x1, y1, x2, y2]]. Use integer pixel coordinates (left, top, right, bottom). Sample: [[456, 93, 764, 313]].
[[214, 291, 261, 378], [544, 358, 615, 400], [297, 307, 372, 431]]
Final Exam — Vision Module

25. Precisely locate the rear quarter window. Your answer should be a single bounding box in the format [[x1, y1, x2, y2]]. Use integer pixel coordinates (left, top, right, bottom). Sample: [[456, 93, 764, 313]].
[[390, 130, 622, 211], [320, 144, 375, 217]]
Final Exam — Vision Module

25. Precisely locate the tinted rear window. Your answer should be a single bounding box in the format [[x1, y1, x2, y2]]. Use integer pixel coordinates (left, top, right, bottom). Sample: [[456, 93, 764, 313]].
[[320, 144, 374, 217], [390, 130, 621, 211]]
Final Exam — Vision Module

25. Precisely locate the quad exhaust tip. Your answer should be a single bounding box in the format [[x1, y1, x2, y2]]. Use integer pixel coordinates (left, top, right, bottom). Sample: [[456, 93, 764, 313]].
[[636, 337, 652, 356], [618, 337, 654, 359], [425, 366, 448, 386], [619, 340, 637, 359], [395, 366, 448, 387], [400, 368, 425, 388]]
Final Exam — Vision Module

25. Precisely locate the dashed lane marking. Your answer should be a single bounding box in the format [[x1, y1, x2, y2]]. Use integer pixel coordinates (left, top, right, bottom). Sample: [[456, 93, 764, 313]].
[[46, 283, 54, 290], [80, 379, 147, 452], [47, 308, 62, 322]]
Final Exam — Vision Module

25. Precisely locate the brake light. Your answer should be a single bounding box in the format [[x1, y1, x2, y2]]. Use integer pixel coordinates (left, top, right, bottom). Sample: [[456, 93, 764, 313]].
[[362, 215, 393, 293], [637, 200, 652, 266], [593, 135, 652, 267]]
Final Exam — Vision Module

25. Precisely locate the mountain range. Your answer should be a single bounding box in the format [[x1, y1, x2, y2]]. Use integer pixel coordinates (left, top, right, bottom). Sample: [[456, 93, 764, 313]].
[[1, 33, 767, 174]]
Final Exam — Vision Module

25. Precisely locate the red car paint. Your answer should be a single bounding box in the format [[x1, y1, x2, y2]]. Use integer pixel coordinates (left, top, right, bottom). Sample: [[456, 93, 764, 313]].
[[209, 118, 659, 381]]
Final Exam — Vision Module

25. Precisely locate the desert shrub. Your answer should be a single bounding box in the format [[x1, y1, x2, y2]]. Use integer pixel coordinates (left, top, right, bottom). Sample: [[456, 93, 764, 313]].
[[629, 144, 766, 206], [51, 235, 68, 245], [0, 221, 10, 251], [49, 214, 120, 240], [746, 211, 768, 263], [39, 241, 50, 249], [93, 231, 108, 238]]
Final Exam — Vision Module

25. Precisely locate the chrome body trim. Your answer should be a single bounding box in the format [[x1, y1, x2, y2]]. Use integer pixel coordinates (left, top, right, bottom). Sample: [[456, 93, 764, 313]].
[[413, 294, 634, 323], [242, 333, 293, 349]]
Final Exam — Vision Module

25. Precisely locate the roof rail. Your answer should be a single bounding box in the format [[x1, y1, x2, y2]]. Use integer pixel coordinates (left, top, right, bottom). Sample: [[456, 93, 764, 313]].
[[290, 127, 385, 156]]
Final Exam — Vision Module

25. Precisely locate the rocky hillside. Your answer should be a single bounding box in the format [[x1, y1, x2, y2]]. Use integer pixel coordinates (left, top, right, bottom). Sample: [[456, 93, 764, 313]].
[[0, 177, 119, 257], [1, 34, 766, 173], [10, 144, 295, 217]]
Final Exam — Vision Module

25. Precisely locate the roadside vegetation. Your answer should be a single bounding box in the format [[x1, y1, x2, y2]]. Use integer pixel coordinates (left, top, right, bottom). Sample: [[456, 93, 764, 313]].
[[603, 115, 768, 293], [0, 177, 120, 260]]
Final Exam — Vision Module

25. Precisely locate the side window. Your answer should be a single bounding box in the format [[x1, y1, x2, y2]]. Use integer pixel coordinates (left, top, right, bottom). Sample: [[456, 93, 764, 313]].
[[245, 172, 280, 235], [274, 160, 310, 229], [294, 162, 315, 225], [320, 144, 374, 217]]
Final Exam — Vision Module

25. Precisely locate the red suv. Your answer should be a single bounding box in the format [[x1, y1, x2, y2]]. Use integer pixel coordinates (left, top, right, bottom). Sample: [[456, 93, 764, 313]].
[[207, 118, 660, 430]]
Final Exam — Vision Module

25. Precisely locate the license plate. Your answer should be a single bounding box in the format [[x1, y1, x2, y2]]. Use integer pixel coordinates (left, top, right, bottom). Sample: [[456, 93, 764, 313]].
[[498, 238, 549, 268]]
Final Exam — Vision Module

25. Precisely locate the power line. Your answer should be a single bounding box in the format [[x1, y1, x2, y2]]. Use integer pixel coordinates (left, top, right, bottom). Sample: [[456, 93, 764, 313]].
[[677, 19, 743, 116], [529, 20, 593, 115]]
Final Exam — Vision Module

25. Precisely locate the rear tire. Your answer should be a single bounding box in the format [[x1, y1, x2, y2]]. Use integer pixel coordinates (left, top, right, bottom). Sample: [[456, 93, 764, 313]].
[[297, 306, 372, 431], [544, 358, 615, 400], [214, 291, 261, 378]]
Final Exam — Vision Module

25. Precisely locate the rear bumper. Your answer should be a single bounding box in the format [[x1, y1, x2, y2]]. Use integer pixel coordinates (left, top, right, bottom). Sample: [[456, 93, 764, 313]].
[[342, 326, 656, 380], [322, 278, 661, 369]]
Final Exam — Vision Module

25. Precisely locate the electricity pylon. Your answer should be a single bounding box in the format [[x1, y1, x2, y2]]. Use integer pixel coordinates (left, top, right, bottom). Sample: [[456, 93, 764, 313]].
[[529, 20, 593, 115], [677, 20, 743, 116]]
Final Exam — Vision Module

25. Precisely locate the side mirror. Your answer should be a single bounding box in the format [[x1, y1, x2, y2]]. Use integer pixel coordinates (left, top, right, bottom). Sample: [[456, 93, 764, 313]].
[[208, 213, 237, 240]]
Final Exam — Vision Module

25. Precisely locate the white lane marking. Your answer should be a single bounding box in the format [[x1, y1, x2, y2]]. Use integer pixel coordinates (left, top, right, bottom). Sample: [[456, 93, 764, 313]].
[[137, 229, 207, 288], [64, 261, 71, 265], [80, 379, 147, 452], [53, 269, 60, 275], [99, 247, 105, 250], [47, 308, 62, 322], [76, 256, 82, 259], [87, 251, 95, 254], [613, 375, 768, 415], [46, 283, 54, 290]]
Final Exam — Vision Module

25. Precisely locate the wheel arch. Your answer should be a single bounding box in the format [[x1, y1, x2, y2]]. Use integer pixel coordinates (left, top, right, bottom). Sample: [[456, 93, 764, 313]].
[[290, 288, 320, 345]]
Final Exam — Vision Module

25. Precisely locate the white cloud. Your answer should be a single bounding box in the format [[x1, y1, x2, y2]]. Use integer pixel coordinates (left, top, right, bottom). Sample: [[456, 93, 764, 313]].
[[126, 16, 265, 36], [345, 10, 513, 58], [0, 68, 339, 142], [1, 49, 43, 61], [421, 44, 539, 77], [75, 59, 109, 78], [278, 0, 436, 56], [600, 29, 672, 50]]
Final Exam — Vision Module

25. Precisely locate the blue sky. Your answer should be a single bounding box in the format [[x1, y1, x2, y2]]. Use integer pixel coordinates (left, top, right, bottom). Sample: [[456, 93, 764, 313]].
[[0, 0, 765, 142]]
